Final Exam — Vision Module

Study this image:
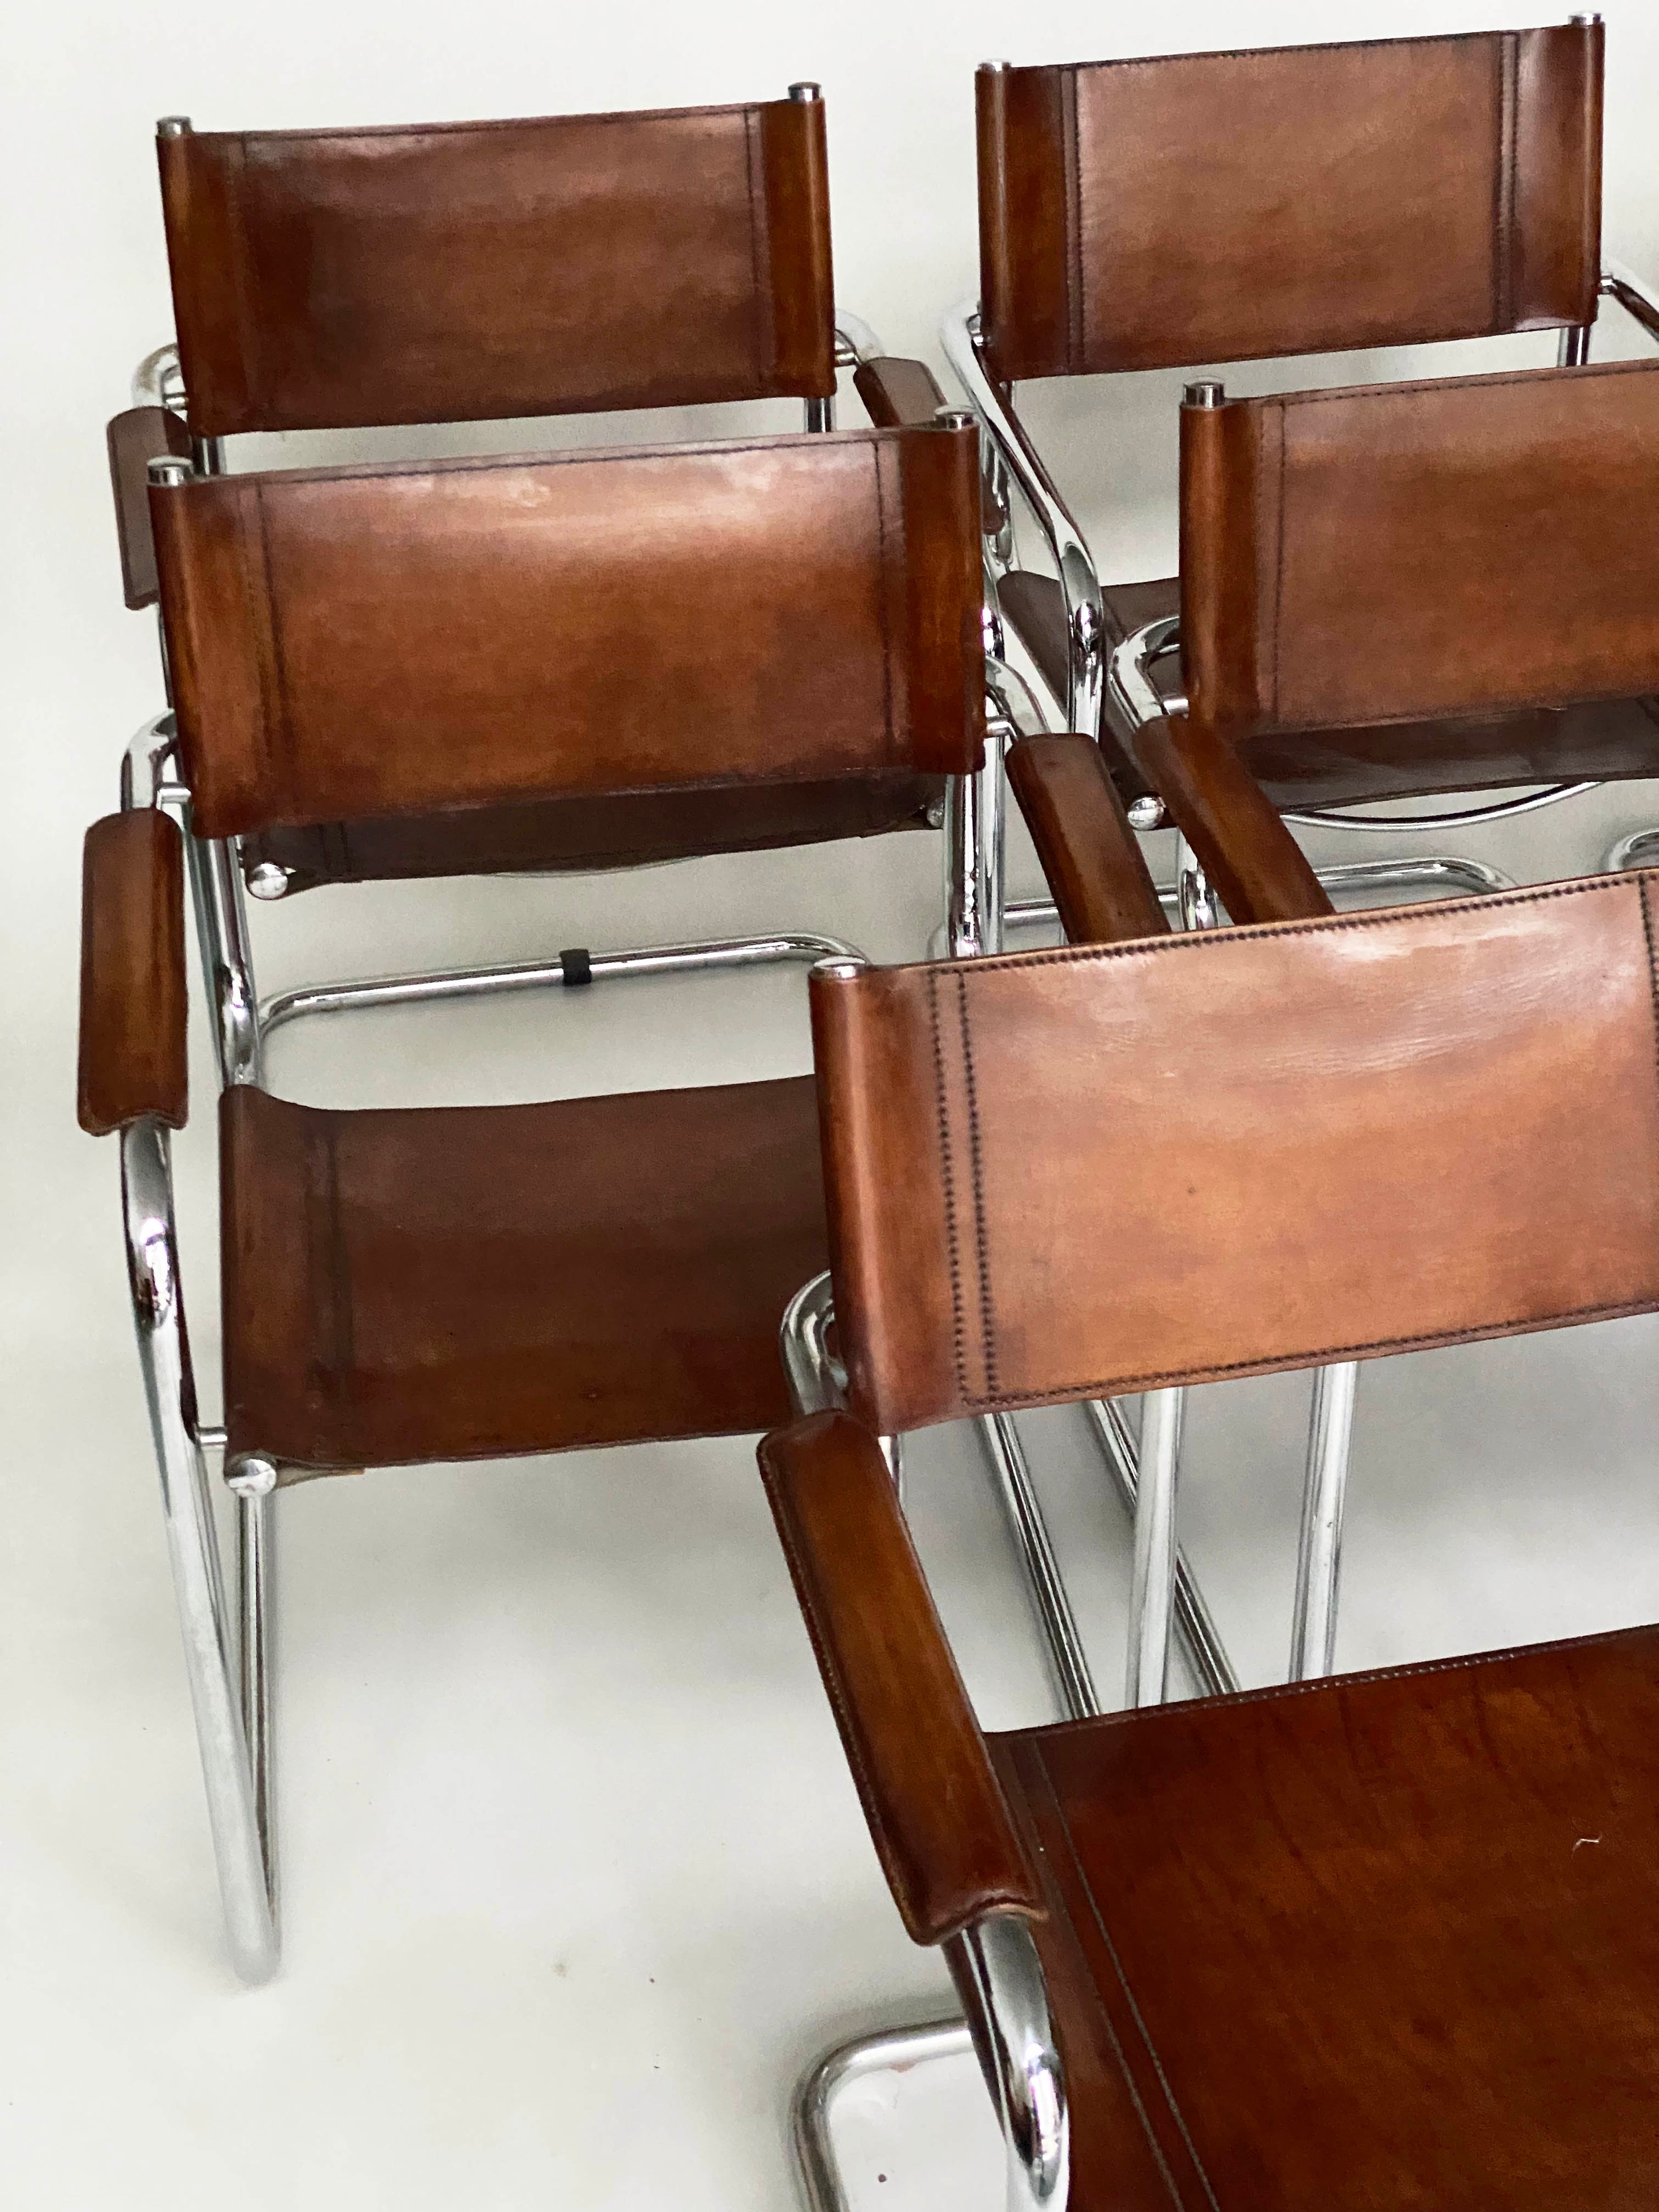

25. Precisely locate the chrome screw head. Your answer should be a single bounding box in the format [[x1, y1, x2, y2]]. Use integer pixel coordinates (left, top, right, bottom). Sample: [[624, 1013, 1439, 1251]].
[[245, 861, 291, 901], [225, 1454, 278, 1497], [157, 115, 193, 136], [1127, 795, 1167, 832], [147, 455, 192, 487]]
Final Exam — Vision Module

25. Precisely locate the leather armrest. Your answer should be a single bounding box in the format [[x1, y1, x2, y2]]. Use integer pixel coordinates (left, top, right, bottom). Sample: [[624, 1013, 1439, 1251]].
[[78, 810, 188, 1136], [758, 1410, 1043, 1945], [1129, 713, 1332, 924], [106, 407, 190, 610], [854, 355, 949, 429], [1007, 733, 1168, 944]]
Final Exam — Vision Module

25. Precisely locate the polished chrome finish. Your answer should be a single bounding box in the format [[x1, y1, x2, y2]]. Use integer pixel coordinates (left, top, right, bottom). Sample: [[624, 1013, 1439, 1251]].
[[1285, 783, 1597, 832], [935, 406, 977, 431], [804, 396, 836, 433], [131, 342, 187, 417], [147, 454, 190, 488], [1175, 833, 1219, 932], [976, 1414, 1099, 1722], [787, 80, 822, 100], [1303, 854, 1517, 897], [832, 309, 883, 368], [225, 1457, 278, 1916], [1106, 615, 1181, 737], [1125, 1387, 1183, 1707], [121, 1118, 277, 1982], [942, 302, 1107, 744], [188, 835, 263, 1086], [1290, 1361, 1358, 1682], [780, 1272, 846, 1420], [196, 1423, 227, 1453], [1604, 257, 1659, 336], [1126, 794, 1167, 832], [122, 711, 182, 814], [792, 2017, 974, 2212], [1557, 323, 1593, 367], [244, 860, 291, 901], [1082, 1398, 1238, 1699], [157, 114, 192, 135], [1183, 379, 1226, 407], [192, 435, 227, 477], [946, 770, 990, 958], [1604, 827, 1659, 873], [1570, 12, 1602, 23], [258, 930, 866, 1043], [981, 57, 1011, 70], [953, 1914, 1069, 2211]]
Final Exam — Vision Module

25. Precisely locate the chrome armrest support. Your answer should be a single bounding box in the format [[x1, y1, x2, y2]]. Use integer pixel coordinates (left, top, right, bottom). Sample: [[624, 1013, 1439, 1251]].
[[833, 310, 885, 368], [780, 1271, 846, 1418], [1602, 259, 1659, 342], [985, 655, 1052, 743], [942, 301, 1106, 742], [951, 1913, 1070, 2210], [1106, 617, 1186, 733], [120, 713, 261, 1090], [131, 342, 188, 417]]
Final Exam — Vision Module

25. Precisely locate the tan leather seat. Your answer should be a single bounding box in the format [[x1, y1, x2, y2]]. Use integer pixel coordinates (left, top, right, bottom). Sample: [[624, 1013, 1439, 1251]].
[[220, 1076, 828, 1477], [992, 1627, 1659, 2207]]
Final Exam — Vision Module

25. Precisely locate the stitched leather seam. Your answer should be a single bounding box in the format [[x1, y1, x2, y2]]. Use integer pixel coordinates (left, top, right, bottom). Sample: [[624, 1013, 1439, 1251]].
[[1011, 1619, 1659, 1739], [1025, 1741, 1215, 2211], [952, 1288, 1658, 1414], [230, 102, 768, 144], [1269, 400, 1286, 727], [871, 443, 897, 759], [956, 970, 999, 1395], [231, 427, 891, 493], [250, 481, 296, 812], [942, 869, 1635, 980], [1062, 68, 1084, 375], [1070, 29, 1504, 76], [1492, 33, 1518, 333], [1638, 877, 1659, 1104], [928, 969, 971, 1404], [1265, 357, 1659, 412], [742, 107, 772, 386], [222, 136, 265, 428]]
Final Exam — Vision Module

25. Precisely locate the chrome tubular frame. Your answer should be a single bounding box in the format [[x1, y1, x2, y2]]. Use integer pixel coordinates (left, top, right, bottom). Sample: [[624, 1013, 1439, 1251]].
[[792, 2018, 974, 2212], [942, 301, 1106, 742], [777, 1284, 1069, 2212], [121, 1116, 277, 1984], [1290, 1362, 1358, 1682], [1124, 1388, 1184, 1708]]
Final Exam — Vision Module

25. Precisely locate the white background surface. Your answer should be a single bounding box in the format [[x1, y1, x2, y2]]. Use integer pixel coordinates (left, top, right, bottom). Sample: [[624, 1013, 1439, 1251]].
[[7, 3, 1659, 2206]]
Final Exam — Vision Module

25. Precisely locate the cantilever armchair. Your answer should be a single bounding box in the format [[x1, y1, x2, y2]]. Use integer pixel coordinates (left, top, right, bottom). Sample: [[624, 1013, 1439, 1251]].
[[77, 417, 988, 1984], [106, 90, 1001, 1096], [766, 796, 1659, 2208], [947, 15, 1659, 924]]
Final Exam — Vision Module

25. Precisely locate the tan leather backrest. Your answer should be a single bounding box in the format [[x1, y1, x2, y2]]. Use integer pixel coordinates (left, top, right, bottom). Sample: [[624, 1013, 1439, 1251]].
[[977, 23, 1602, 382], [159, 100, 835, 438], [1180, 358, 1659, 739], [810, 875, 1659, 1435], [151, 424, 985, 839]]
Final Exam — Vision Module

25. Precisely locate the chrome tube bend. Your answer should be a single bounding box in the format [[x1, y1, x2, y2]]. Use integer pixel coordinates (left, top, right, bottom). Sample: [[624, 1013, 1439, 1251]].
[[955, 1913, 1070, 2211]]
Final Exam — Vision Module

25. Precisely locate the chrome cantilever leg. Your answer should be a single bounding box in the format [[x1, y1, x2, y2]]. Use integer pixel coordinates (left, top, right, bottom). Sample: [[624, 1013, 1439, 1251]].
[[1289, 1363, 1358, 1681], [1125, 1388, 1184, 1708], [1084, 1398, 1236, 1698], [791, 2018, 975, 2212], [950, 1914, 1069, 2211], [122, 1120, 277, 1983], [976, 1415, 1098, 1721], [1604, 828, 1659, 874]]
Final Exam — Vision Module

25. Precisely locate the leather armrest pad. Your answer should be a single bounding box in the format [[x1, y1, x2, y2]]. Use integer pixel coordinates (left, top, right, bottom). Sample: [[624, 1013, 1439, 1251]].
[[78, 810, 188, 1136], [107, 408, 190, 610], [854, 355, 949, 429], [1129, 713, 1332, 924], [758, 1410, 1042, 1945], [1007, 733, 1169, 944]]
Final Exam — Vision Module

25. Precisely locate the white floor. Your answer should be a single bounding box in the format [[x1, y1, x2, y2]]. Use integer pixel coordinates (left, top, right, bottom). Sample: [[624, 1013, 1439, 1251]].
[[11, 768, 1659, 2210]]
